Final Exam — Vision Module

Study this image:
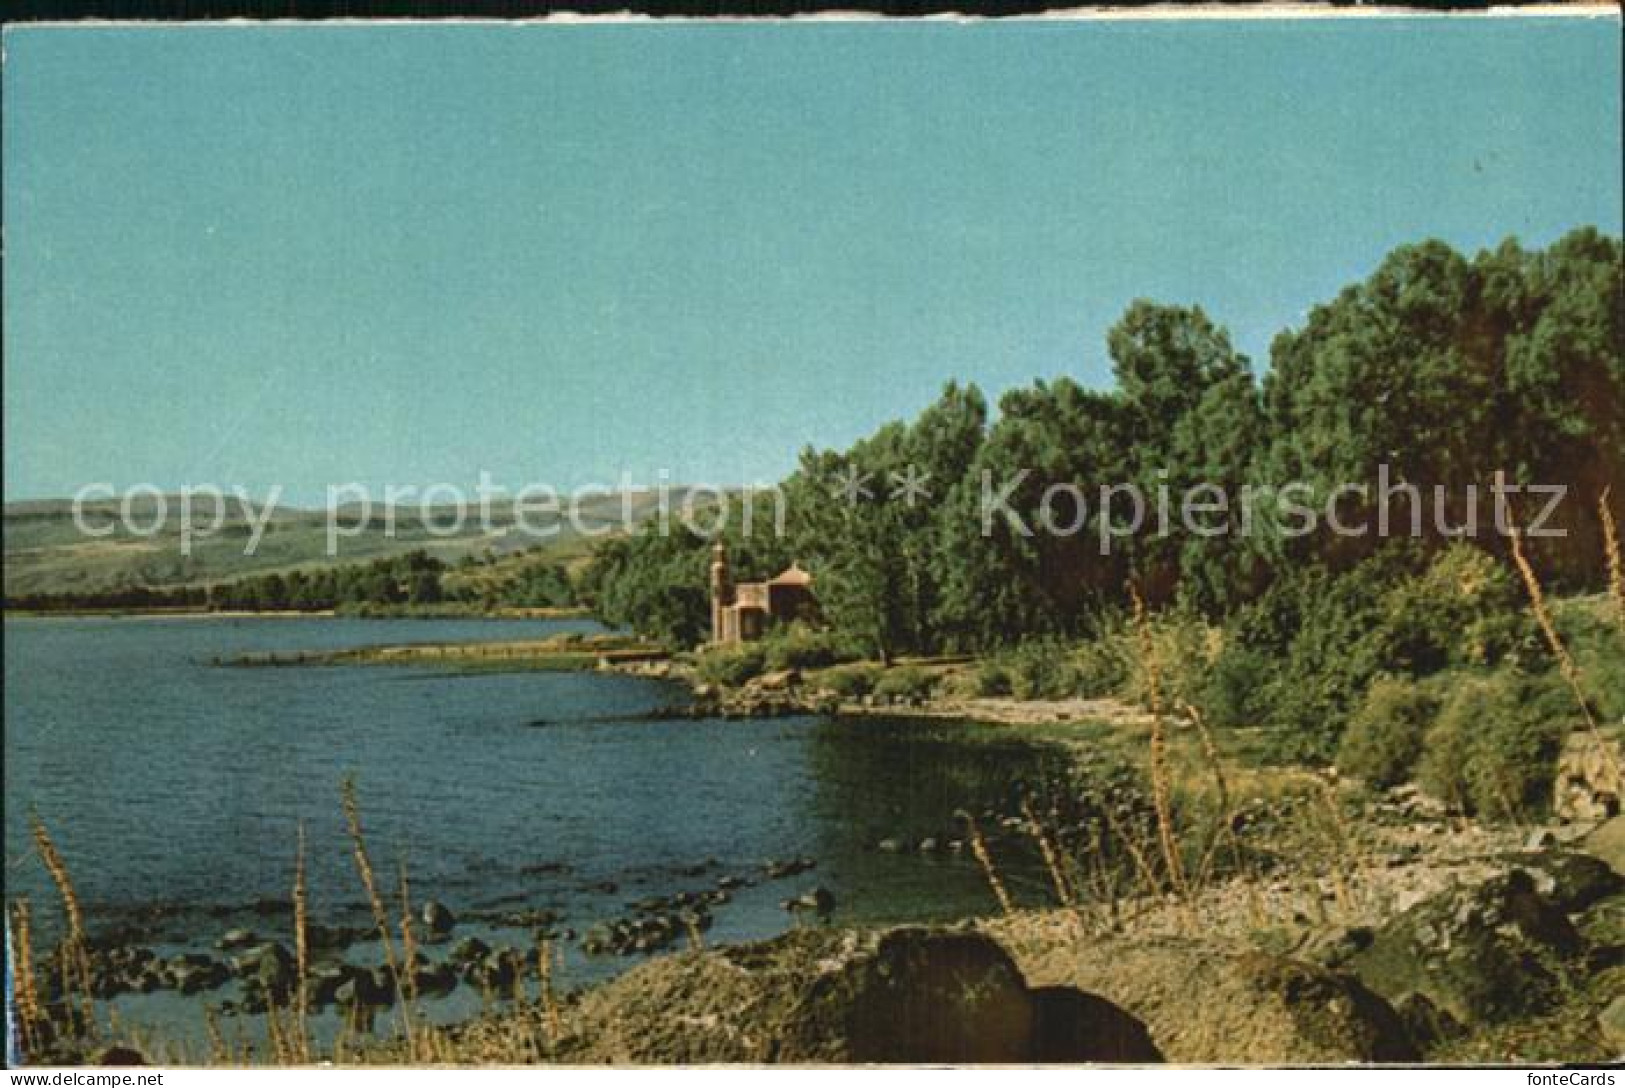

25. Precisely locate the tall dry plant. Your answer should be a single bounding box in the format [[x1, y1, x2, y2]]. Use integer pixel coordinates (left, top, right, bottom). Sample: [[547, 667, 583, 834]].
[[9, 899, 44, 1057], [957, 811, 1014, 915], [1602, 487, 1625, 638], [1128, 583, 1187, 902], [339, 776, 413, 1047], [30, 814, 95, 1034], [396, 859, 434, 1061], [536, 935, 563, 1046], [1182, 703, 1263, 925], [1509, 529, 1621, 784], [1019, 796, 1075, 909], [291, 823, 312, 1064], [202, 1005, 230, 1065]]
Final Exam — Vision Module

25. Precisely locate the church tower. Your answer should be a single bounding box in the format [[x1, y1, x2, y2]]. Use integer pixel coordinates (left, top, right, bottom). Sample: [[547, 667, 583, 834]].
[[709, 538, 734, 643]]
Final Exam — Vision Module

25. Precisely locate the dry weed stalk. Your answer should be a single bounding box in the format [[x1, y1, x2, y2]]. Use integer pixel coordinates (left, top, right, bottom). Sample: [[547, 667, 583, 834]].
[[1128, 583, 1188, 902], [202, 1006, 230, 1065], [1313, 775, 1356, 914], [9, 900, 44, 1056], [1182, 703, 1263, 925], [958, 811, 1014, 915], [339, 776, 414, 1047], [1603, 487, 1625, 638], [291, 823, 311, 1063], [1019, 797, 1075, 909], [1509, 528, 1622, 784], [536, 935, 562, 1045], [1098, 804, 1165, 912], [30, 814, 95, 1033], [681, 912, 705, 951]]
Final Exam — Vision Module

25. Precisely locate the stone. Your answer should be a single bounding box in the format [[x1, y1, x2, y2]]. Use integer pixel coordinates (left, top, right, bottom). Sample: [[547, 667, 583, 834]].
[[1299, 925, 1375, 970], [94, 1046, 148, 1066], [1525, 828, 1559, 850], [421, 899, 456, 939], [556, 926, 1158, 1065], [987, 930, 1418, 1063], [1349, 870, 1583, 1027], [785, 887, 836, 917], [1029, 986, 1163, 1063], [1507, 850, 1623, 913], [450, 935, 491, 964], [1392, 991, 1464, 1052], [216, 928, 257, 951]]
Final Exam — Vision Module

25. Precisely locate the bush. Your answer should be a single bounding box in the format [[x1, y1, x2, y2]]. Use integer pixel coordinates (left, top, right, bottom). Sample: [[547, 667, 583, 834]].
[[971, 659, 1013, 697], [1072, 636, 1133, 699], [1201, 644, 1276, 728], [1336, 676, 1438, 788], [1557, 601, 1625, 722], [873, 666, 935, 701], [1120, 608, 1219, 712], [1418, 669, 1571, 820], [1006, 639, 1081, 700], [694, 643, 768, 687], [1374, 544, 1533, 673], [762, 625, 849, 671], [815, 663, 882, 698]]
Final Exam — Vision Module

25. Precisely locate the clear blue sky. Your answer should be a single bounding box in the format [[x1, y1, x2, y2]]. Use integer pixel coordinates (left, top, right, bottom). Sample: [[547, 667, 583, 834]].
[[4, 17, 1620, 503]]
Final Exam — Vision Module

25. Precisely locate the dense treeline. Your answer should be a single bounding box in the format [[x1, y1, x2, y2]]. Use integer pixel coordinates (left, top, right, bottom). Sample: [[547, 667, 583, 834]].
[[582, 228, 1624, 655], [578, 229, 1625, 770], [7, 549, 580, 614]]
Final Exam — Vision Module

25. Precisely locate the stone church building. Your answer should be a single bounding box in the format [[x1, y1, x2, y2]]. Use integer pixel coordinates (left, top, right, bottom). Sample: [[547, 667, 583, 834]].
[[708, 540, 817, 644]]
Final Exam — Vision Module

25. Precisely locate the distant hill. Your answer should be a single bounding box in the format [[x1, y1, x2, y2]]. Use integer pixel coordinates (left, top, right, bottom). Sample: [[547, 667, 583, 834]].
[[2, 491, 692, 597]]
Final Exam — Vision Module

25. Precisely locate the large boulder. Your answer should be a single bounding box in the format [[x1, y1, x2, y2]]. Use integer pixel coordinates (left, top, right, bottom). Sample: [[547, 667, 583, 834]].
[[1349, 869, 1584, 1028], [986, 921, 1417, 1063], [558, 926, 1159, 1064], [1505, 851, 1622, 913]]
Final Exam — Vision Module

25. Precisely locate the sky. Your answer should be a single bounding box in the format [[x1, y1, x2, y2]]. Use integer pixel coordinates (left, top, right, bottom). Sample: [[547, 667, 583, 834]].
[[4, 16, 1621, 504]]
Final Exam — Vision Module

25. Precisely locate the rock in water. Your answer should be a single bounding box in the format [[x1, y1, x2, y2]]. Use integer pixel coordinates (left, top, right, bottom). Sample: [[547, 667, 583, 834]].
[[422, 899, 456, 940]]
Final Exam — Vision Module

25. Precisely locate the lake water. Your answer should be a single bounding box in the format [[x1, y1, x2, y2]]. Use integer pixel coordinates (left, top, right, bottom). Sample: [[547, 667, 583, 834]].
[[4, 615, 1072, 1045]]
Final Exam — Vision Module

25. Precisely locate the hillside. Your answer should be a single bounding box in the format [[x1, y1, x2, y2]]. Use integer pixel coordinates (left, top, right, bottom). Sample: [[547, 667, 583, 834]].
[[2, 491, 686, 598]]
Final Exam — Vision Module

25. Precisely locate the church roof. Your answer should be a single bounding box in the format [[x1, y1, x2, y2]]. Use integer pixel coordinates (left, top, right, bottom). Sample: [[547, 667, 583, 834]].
[[768, 563, 813, 587]]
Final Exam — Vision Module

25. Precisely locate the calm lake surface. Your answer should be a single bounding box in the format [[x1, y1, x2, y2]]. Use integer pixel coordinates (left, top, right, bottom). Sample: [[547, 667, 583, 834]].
[[5, 615, 1069, 1039]]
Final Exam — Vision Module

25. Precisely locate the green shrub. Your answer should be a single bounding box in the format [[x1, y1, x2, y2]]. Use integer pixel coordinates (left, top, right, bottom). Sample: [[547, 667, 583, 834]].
[[1418, 669, 1570, 820], [1072, 637, 1132, 699], [971, 659, 1013, 697], [694, 643, 768, 687], [1006, 638, 1081, 700], [1375, 544, 1533, 673], [873, 665, 935, 701], [815, 663, 882, 698], [1557, 601, 1625, 722], [1114, 607, 1219, 714], [1201, 644, 1276, 728], [1336, 676, 1438, 788], [762, 624, 849, 671]]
